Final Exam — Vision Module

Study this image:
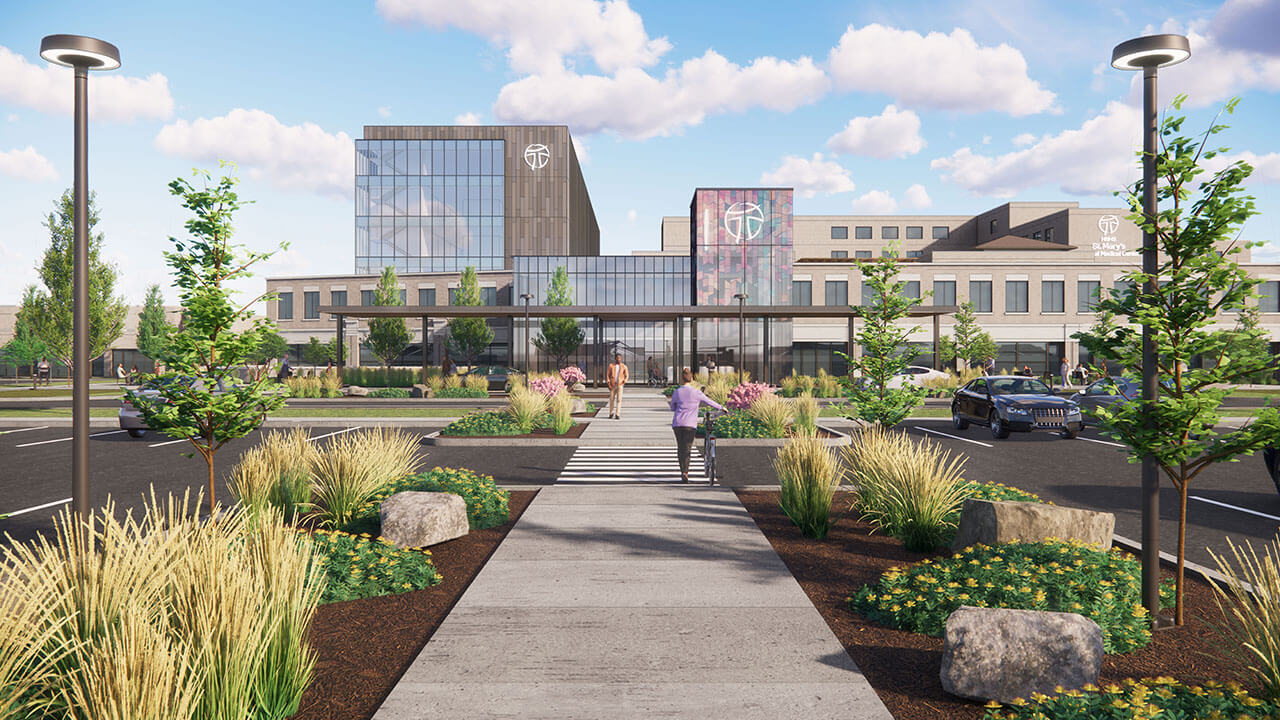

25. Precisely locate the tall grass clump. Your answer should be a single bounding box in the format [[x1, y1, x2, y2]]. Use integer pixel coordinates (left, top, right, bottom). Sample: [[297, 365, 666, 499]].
[[547, 391, 574, 435], [775, 435, 842, 538], [792, 392, 820, 437], [426, 374, 444, 394], [309, 429, 417, 528], [319, 370, 341, 398], [463, 373, 489, 393], [1208, 538, 1280, 702], [780, 374, 799, 397], [841, 426, 970, 551], [230, 428, 315, 520], [507, 384, 547, 434], [749, 392, 792, 437], [815, 368, 841, 398], [444, 374, 462, 390], [796, 373, 815, 395]]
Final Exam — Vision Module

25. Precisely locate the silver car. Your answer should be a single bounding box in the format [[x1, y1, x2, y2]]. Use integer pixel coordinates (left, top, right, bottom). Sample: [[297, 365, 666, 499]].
[[119, 376, 227, 438], [1069, 377, 1139, 425]]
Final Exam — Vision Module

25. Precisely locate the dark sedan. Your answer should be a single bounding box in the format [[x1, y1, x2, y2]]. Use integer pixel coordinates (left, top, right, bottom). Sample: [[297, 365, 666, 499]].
[[1069, 377, 1139, 424], [952, 375, 1083, 439], [1267, 447, 1279, 496], [463, 365, 524, 391]]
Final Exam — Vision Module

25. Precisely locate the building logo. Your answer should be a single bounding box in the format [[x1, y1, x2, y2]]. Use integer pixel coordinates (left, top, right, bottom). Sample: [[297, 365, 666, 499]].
[[723, 201, 764, 243], [1093, 214, 1136, 258], [523, 143, 550, 170], [1098, 215, 1120, 235]]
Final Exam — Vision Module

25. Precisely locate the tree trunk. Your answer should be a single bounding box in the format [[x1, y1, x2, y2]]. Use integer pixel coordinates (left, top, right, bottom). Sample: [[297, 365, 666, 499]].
[[1176, 484, 1188, 625], [207, 452, 217, 517]]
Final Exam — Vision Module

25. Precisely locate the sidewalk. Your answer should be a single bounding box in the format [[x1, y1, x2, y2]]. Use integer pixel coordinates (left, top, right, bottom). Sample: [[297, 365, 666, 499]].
[[577, 388, 676, 446]]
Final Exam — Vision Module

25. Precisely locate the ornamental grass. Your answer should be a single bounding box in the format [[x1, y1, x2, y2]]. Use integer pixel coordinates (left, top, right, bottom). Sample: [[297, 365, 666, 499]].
[[815, 368, 841, 398], [230, 428, 316, 521], [796, 373, 816, 395], [780, 374, 799, 397], [748, 392, 792, 437], [1208, 537, 1280, 702], [319, 370, 342, 397], [547, 390, 575, 435], [792, 392, 820, 437], [309, 429, 423, 528], [982, 677, 1275, 719], [444, 374, 462, 389], [463, 373, 489, 393], [507, 384, 547, 434], [775, 435, 842, 539]]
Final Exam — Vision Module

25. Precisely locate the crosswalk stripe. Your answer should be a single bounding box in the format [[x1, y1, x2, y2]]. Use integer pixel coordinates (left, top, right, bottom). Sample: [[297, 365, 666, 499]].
[[556, 445, 707, 484]]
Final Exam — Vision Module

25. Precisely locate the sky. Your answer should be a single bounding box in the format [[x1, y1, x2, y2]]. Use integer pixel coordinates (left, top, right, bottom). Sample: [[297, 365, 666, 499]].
[[1, 0, 1278, 308]]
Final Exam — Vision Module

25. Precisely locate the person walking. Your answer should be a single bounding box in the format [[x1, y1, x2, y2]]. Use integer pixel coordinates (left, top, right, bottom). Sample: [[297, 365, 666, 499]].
[[1059, 357, 1071, 388], [983, 356, 995, 375], [606, 353, 629, 419], [669, 367, 726, 482], [37, 357, 50, 386], [276, 355, 293, 382]]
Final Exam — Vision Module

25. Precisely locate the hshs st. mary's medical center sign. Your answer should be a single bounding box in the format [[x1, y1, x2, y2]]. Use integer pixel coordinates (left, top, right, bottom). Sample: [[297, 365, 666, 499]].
[[1092, 214, 1137, 258]]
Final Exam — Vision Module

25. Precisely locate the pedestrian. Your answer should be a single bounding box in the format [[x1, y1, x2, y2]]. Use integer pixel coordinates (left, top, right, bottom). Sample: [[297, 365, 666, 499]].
[[706, 355, 717, 373], [669, 367, 725, 482], [441, 354, 454, 376], [129, 364, 139, 385], [1059, 357, 1071, 388], [37, 357, 50, 386], [646, 355, 661, 386], [116, 363, 126, 386], [276, 355, 292, 382], [1021, 364, 1033, 377], [983, 356, 995, 375], [606, 352, 629, 419]]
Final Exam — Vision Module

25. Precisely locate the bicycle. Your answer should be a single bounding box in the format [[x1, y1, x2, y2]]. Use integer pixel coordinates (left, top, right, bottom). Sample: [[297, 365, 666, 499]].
[[702, 408, 725, 486]]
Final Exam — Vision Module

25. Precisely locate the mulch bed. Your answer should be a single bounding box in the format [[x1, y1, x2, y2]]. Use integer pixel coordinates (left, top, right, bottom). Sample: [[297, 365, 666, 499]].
[[736, 490, 1254, 720], [440, 422, 588, 439], [293, 490, 537, 720]]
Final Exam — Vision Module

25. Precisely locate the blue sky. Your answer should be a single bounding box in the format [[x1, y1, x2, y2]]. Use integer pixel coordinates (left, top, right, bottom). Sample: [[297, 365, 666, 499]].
[[1, 0, 1278, 306]]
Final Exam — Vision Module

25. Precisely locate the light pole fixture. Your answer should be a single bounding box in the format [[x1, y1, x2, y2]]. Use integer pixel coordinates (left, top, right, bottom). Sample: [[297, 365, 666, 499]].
[[1111, 32, 1189, 627], [733, 293, 748, 385], [520, 293, 534, 374], [41, 34, 120, 523]]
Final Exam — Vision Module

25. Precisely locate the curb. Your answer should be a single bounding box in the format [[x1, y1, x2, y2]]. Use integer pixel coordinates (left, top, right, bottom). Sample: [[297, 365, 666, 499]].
[[424, 429, 587, 446], [712, 425, 850, 447]]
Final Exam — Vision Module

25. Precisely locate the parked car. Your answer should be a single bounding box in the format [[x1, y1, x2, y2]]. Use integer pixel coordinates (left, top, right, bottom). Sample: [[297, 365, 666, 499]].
[[887, 365, 950, 389], [120, 374, 258, 438], [1266, 446, 1279, 496], [952, 375, 1083, 439], [1069, 376, 1139, 424], [464, 365, 524, 391]]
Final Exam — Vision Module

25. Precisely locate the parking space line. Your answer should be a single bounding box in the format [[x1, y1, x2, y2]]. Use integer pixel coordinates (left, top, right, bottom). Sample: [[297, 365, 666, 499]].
[[149, 437, 190, 448], [0, 425, 49, 435], [1075, 435, 1126, 448], [913, 426, 994, 448], [15, 429, 127, 448], [308, 427, 360, 442], [2, 497, 71, 518], [1190, 495, 1280, 523]]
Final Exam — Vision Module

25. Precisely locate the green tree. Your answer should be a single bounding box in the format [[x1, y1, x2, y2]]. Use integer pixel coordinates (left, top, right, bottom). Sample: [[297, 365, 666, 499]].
[[26, 188, 127, 381], [323, 336, 347, 364], [3, 287, 49, 388], [840, 245, 927, 426], [1073, 99, 1280, 625], [249, 331, 290, 364], [130, 164, 288, 514], [447, 265, 494, 370], [301, 336, 329, 365], [938, 302, 998, 370], [533, 265, 585, 369], [365, 266, 411, 369], [136, 283, 175, 362]]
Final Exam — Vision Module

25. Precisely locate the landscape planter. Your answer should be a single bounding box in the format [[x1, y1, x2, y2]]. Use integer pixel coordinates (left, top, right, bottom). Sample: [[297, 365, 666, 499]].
[[426, 423, 589, 446]]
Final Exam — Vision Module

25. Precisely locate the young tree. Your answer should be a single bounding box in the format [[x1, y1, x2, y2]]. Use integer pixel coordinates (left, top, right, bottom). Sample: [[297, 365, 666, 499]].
[[2, 288, 49, 388], [840, 245, 927, 426], [248, 332, 290, 364], [26, 188, 127, 380], [322, 336, 347, 364], [301, 337, 329, 366], [130, 164, 288, 515], [136, 283, 175, 362], [447, 265, 494, 370], [365, 266, 411, 370], [938, 302, 998, 370], [1074, 99, 1280, 625], [533, 265, 585, 369]]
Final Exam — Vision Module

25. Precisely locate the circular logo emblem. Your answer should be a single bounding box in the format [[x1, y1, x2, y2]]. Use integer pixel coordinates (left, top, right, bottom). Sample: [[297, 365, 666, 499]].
[[1098, 214, 1120, 235], [723, 201, 765, 243], [524, 143, 550, 170]]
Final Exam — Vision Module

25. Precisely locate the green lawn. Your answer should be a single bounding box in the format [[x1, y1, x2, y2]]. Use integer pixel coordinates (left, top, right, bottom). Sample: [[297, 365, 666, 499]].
[[0, 388, 122, 398], [273, 406, 479, 418], [0, 407, 118, 418], [819, 405, 949, 419]]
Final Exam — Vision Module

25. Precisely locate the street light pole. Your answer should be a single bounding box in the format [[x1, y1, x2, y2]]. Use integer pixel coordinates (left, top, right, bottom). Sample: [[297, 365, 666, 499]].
[[733, 293, 748, 385], [1111, 33, 1190, 626], [40, 35, 120, 523], [520, 293, 534, 374]]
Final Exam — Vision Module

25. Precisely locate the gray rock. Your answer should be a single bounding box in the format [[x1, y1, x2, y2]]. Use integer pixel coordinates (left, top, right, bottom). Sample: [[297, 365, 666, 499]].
[[940, 606, 1104, 704], [410, 383, 431, 398], [380, 491, 468, 548], [343, 385, 369, 397], [571, 382, 586, 393], [951, 499, 1114, 552], [570, 397, 588, 414]]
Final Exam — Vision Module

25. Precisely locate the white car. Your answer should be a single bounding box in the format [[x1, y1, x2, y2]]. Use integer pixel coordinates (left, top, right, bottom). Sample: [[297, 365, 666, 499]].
[[887, 366, 950, 389]]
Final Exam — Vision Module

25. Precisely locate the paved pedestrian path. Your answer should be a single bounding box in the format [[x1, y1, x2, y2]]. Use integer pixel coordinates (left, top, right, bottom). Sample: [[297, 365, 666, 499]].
[[578, 388, 677, 446], [557, 445, 708, 483]]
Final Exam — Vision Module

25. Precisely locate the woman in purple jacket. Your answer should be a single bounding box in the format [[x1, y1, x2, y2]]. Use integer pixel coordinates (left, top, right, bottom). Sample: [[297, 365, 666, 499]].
[[669, 367, 726, 482]]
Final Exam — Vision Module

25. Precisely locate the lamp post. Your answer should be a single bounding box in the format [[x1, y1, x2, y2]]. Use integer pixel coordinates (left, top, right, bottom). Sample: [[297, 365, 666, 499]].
[[1111, 33, 1190, 625], [520, 293, 534, 374], [40, 34, 120, 522], [733, 293, 748, 385]]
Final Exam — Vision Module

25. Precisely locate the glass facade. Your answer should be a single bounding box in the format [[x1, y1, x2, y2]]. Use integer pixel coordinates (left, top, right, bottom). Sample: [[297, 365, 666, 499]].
[[513, 256, 691, 306], [691, 189, 793, 307], [355, 139, 506, 274]]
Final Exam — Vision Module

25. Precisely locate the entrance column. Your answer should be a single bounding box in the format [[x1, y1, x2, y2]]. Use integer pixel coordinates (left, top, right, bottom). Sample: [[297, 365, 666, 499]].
[[847, 314, 856, 368], [422, 315, 430, 379], [763, 316, 771, 385], [336, 314, 345, 372], [690, 318, 698, 374], [932, 312, 941, 371], [674, 315, 682, 382]]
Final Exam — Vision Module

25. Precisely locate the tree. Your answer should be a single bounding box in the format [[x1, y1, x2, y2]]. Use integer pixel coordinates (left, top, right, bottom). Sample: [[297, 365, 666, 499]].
[[129, 164, 288, 515], [1073, 98, 1280, 625], [302, 337, 329, 366], [447, 265, 494, 369], [26, 188, 127, 380], [249, 332, 289, 364], [136, 283, 175, 362], [365, 266, 411, 369], [322, 336, 347, 364], [840, 245, 927, 426], [533, 265, 584, 369], [2, 287, 49, 388], [938, 302, 998, 369]]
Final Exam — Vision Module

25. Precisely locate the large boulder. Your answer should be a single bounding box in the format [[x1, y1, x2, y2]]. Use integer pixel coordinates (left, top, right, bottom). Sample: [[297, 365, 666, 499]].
[[571, 382, 586, 393], [380, 491, 468, 548], [951, 499, 1114, 552], [570, 397, 588, 414], [410, 383, 431, 398], [343, 385, 369, 397], [940, 606, 1104, 704]]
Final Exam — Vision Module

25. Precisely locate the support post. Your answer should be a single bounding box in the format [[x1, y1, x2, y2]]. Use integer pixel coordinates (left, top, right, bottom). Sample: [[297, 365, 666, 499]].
[[763, 317, 771, 384], [674, 315, 682, 382], [336, 315, 345, 372], [72, 65, 89, 521], [421, 315, 430, 381], [1140, 65, 1161, 624], [690, 318, 698, 375], [932, 312, 942, 371], [847, 314, 856, 368]]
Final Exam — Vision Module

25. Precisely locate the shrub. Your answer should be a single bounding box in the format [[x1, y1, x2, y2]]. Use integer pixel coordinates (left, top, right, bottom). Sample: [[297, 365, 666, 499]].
[[842, 426, 970, 551], [507, 384, 547, 434], [780, 374, 799, 397], [1208, 538, 1280, 702], [309, 529, 440, 604], [775, 435, 842, 538], [559, 365, 586, 385], [704, 409, 771, 438], [341, 366, 418, 388], [342, 466, 510, 534], [792, 393, 819, 437], [441, 410, 522, 436], [528, 374, 566, 398], [229, 428, 316, 520], [796, 374, 815, 395], [463, 373, 489, 393], [368, 387, 411, 398], [548, 391, 574, 435], [982, 677, 1276, 719], [309, 428, 423, 528], [444, 374, 462, 389], [850, 540, 1175, 653], [435, 386, 487, 398], [426, 375, 444, 394], [726, 381, 774, 410], [748, 392, 792, 437]]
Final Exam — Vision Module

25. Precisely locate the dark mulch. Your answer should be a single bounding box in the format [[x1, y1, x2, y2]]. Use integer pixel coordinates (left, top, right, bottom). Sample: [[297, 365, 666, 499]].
[[293, 490, 537, 720], [736, 490, 1254, 720]]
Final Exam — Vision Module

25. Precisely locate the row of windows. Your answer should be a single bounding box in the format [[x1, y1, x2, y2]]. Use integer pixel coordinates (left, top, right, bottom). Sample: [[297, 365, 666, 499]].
[[276, 286, 496, 320], [830, 225, 949, 240], [355, 139, 506, 177], [791, 278, 1119, 313], [356, 175, 505, 218], [514, 255, 690, 275], [829, 249, 924, 259]]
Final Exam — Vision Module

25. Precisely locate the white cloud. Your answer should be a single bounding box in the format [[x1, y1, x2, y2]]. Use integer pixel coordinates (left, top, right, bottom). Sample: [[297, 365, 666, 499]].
[[154, 109, 354, 198], [571, 135, 589, 164], [626, 209, 637, 224], [1135, 27, 1280, 108], [825, 105, 925, 159], [6, 113, 16, 123], [0, 146, 57, 182], [494, 51, 828, 139], [827, 25, 1057, 116], [454, 111, 482, 125], [1011, 132, 1037, 146], [378, 106, 392, 118], [982, 135, 992, 144], [903, 183, 932, 209], [1204, 150, 1280, 184], [931, 101, 1141, 197], [851, 190, 898, 214], [0, 46, 174, 122], [759, 152, 855, 198], [1211, 0, 1280, 57], [375, 0, 672, 74]]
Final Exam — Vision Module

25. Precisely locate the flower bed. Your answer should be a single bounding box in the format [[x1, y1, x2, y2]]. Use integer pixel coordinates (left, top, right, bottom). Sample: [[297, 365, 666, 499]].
[[310, 529, 441, 604], [983, 677, 1275, 719], [434, 386, 489, 399], [367, 387, 411, 398], [439, 409, 586, 438], [340, 466, 510, 535]]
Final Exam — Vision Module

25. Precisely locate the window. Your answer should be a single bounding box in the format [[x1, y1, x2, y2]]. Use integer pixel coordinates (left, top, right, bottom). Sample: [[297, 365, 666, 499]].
[[932, 226, 949, 240], [905, 250, 924, 258], [419, 287, 436, 306], [1006, 280, 1029, 313], [882, 226, 899, 240], [1113, 279, 1135, 302], [830, 250, 848, 258], [277, 292, 293, 320], [1042, 280, 1065, 313], [860, 282, 875, 306], [482, 287, 498, 306], [1044, 227, 1054, 242], [361, 290, 375, 306], [792, 280, 812, 306], [399, 289, 407, 305], [830, 226, 848, 240], [970, 280, 992, 313], [825, 280, 848, 307], [1078, 280, 1101, 313], [933, 280, 956, 306], [989, 218, 998, 234], [330, 290, 347, 308], [906, 226, 923, 239], [1032, 231, 1042, 240], [903, 280, 920, 299], [304, 291, 320, 320], [855, 226, 872, 239], [854, 250, 872, 259], [1261, 281, 1280, 312]]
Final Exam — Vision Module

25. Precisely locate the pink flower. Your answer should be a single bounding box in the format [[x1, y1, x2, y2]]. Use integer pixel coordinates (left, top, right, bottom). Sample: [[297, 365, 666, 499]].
[[559, 366, 586, 385], [726, 382, 775, 409], [528, 376, 567, 398]]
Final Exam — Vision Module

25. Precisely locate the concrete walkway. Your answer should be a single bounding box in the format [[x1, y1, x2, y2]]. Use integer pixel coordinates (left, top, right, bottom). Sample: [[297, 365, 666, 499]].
[[373, 484, 893, 719], [578, 388, 676, 446]]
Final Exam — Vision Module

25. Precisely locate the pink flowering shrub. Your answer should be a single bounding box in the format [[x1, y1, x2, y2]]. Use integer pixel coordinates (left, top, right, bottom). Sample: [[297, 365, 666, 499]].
[[726, 382, 775, 410], [559, 366, 586, 385], [528, 375, 566, 398]]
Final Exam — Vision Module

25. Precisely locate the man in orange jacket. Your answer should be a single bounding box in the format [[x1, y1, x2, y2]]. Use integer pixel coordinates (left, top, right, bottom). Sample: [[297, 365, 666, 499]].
[[606, 353, 629, 419]]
